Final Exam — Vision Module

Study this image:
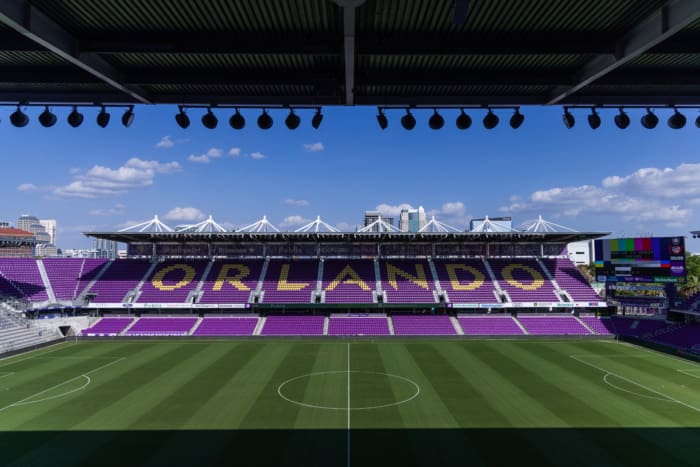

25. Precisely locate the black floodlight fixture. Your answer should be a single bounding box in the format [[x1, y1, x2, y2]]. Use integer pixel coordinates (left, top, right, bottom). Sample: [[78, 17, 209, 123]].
[[285, 108, 301, 130], [121, 106, 135, 128], [509, 107, 524, 129], [311, 107, 323, 129], [257, 109, 273, 129], [614, 108, 630, 129], [455, 109, 472, 130], [641, 108, 658, 129], [483, 108, 499, 129], [668, 108, 686, 129], [39, 106, 57, 128], [562, 107, 575, 129], [96, 106, 110, 128], [201, 108, 218, 129], [696, 113, 700, 128], [587, 108, 601, 129], [10, 105, 29, 127], [376, 108, 388, 130], [401, 109, 416, 130], [229, 108, 245, 129], [67, 106, 84, 128], [175, 106, 190, 129], [428, 108, 444, 130]]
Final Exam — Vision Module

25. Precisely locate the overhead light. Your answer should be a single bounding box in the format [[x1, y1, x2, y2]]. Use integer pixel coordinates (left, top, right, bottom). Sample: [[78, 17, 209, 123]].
[[614, 108, 630, 129], [376, 108, 388, 130], [668, 108, 686, 129], [285, 109, 300, 130], [175, 106, 190, 129], [587, 108, 601, 129], [257, 109, 273, 129], [121, 106, 135, 128], [641, 108, 658, 129], [562, 108, 575, 129], [483, 108, 499, 129], [10, 105, 29, 127], [67, 106, 84, 128], [229, 108, 245, 129], [38, 106, 57, 128], [428, 109, 444, 130], [509, 108, 524, 129], [96, 106, 110, 128], [311, 108, 323, 129], [401, 109, 416, 130], [201, 108, 218, 129], [455, 109, 472, 130], [696, 113, 700, 128]]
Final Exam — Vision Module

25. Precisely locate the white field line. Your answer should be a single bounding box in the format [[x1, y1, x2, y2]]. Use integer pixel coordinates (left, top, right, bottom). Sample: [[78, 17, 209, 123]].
[[602, 374, 672, 402], [0, 357, 125, 413], [0, 372, 14, 380], [570, 355, 700, 414], [611, 340, 700, 369], [13, 375, 91, 407], [347, 342, 351, 467], [677, 369, 700, 380], [0, 342, 72, 368]]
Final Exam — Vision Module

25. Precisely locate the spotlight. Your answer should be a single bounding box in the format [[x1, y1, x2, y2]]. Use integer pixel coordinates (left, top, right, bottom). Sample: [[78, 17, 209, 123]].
[[229, 108, 245, 129], [455, 109, 472, 130], [376, 108, 388, 130], [201, 108, 218, 129], [121, 106, 135, 128], [668, 108, 686, 129], [401, 109, 416, 130], [641, 108, 658, 129], [562, 108, 575, 129], [483, 108, 499, 129], [96, 106, 110, 128], [311, 108, 323, 129], [39, 106, 57, 128], [10, 105, 29, 127], [67, 106, 84, 128], [587, 108, 601, 129], [614, 108, 630, 129], [257, 109, 273, 129], [428, 109, 444, 130], [285, 109, 300, 130], [509, 108, 524, 129], [696, 114, 700, 128], [175, 106, 190, 129]]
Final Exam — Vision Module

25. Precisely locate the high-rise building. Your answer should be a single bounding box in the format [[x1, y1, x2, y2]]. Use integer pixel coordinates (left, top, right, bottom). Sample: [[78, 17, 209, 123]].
[[17, 214, 40, 233], [0, 221, 9, 229], [399, 206, 427, 232], [39, 219, 57, 245], [364, 211, 395, 232]]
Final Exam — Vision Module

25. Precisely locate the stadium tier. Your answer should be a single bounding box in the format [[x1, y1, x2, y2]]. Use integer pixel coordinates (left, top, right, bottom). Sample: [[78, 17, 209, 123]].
[[192, 316, 259, 336], [43, 258, 107, 301], [459, 315, 525, 335], [650, 322, 700, 350], [379, 260, 436, 303], [262, 260, 318, 304], [540, 258, 601, 302], [488, 259, 560, 303], [198, 260, 263, 305], [260, 315, 325, 336], [433, 259, 499, 303], [125, 317, 198, 336], [81, 317, 134, 336], [89, 260, 152, 303], [137, 260, 208, 303], [327, 315, 390, 336], [0, 258, 48, 301], [610, 316, 670, 337], [517, 315, 591, 335], [391, 315, 456, 335], [578, 316, 615, 335], [322, 260, 376, 304]]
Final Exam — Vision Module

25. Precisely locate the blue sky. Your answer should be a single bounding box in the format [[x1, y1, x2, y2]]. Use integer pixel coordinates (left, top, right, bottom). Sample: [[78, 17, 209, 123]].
[[0, 104, 698, 251]]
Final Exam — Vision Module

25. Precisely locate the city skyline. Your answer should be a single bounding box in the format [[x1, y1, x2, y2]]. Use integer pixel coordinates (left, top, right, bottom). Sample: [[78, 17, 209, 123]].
[[0, 105, 698, 252]]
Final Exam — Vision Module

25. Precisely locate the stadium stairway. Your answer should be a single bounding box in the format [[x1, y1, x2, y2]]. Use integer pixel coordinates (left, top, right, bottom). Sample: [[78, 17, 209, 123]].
[[322, 316, 329, 335], [119, 317, 139, 336], [78, 260, 113, 301], [450, 316, 465, 335], [535, 257, 565, 302], [482, 259, 505, 301], [188, 317, 204, 335], [386, 316, 396, 335], [253, 317, 266, 336], [190, 259, 215, 303], [255, 258, 270, 295], [427, 258, 443, 295], [36, 259, 56, 303], [127, 261, 159, 303], [575, 315, 596, 334], [512, 316, 530, 335]]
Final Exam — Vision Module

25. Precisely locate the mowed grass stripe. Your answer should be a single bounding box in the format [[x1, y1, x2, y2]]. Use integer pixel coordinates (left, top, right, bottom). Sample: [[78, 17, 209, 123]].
[[293, 342, 346, 427]]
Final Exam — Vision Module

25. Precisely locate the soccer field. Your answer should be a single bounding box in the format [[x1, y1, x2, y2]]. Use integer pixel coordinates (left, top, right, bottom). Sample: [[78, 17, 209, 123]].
[[1, 338, 700, 467]]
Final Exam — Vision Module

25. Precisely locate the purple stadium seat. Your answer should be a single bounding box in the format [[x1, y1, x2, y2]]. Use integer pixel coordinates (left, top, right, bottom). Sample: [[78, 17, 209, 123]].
[[327, 315, 390, 335], [260, 315, 324, 335], [322, 260, 376, 304], [517, 315, 592, 335], [199, 260, 263, 304], [261, 260, 318, 304], [433, 259, 499, 303], [137, 260, 208, 303], [379, 260, 436, 304], [392, 315, 456, 335], [459, 314, 524, 335], [488, 259, 559, 303]]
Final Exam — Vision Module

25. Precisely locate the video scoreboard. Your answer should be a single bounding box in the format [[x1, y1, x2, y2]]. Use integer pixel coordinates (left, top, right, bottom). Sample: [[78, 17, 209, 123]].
[[594, 236, 686, 283]]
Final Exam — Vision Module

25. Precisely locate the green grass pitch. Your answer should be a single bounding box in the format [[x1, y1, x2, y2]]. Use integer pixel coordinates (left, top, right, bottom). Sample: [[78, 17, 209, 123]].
[[1, 338, 700, 467]]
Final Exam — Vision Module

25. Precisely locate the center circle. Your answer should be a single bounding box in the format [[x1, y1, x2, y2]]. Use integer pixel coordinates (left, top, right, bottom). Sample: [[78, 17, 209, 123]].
[[278, 370, 420, 410]]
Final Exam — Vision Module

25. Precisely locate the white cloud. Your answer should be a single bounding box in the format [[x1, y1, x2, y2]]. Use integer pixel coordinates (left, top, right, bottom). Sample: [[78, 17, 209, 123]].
[[156, 136, 175, 149], [163, 207, 206, 222], [89, 204, 126, 216], [280, 215, 311, 228], [187, 147, 223, 164], [188, 154, 210, 163], [375, 203, 414, 217], [69, 168, 81, 175], [228, 147, 241, 157], [250, 152, 266, 160], [207, 148, 223, 157], [500, 162, 699, 229], [335, 221, 359, 232], [52, 158, 182, 199], [284, 198, 310, 207], [303, 142, 324, 153], [427, 201, 471, 228], [17, 183, 39, 192]]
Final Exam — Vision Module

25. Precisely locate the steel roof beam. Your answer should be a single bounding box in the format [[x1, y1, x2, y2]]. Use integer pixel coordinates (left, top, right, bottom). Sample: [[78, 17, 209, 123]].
[[335, 1, 365, 105], [547, 0, 700, 105], [0, 0, 151, 104]]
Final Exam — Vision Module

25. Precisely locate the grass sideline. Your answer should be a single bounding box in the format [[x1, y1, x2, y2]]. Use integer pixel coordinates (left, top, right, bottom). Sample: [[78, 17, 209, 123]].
[[0, 339, 699, 466]]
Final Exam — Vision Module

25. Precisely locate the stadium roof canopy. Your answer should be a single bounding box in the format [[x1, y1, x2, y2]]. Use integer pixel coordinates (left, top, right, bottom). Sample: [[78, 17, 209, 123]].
[[2, 0, 700, 107]]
